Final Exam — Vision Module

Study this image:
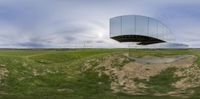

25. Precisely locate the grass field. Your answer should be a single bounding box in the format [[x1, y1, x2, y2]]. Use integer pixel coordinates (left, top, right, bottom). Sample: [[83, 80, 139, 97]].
[[0, 49, 200, 99]]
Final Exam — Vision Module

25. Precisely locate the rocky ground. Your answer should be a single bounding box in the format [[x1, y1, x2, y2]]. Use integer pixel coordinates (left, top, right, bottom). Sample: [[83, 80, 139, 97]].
[[84, 53, 199, 98]]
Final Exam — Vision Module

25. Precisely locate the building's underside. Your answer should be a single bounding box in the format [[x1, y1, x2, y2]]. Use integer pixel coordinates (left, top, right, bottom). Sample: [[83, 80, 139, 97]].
[[111, 35, 166, 45]]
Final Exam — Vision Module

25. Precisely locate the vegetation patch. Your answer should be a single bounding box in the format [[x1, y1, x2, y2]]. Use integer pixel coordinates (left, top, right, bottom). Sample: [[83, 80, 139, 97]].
[[111, 56, 130, 69], [145, 68, 180, 93]]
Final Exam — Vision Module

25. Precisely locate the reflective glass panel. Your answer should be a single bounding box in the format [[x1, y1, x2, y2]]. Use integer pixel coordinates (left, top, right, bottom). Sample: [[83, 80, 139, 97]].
[[121, 15, 135, 35], [136, 16, 148, 35], [110, 17, 121, 36], [149, 18, 158, 37]]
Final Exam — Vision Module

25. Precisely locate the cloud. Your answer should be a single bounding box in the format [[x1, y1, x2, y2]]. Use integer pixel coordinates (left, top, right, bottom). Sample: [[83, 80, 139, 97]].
[[151, 3, 200, 47], [0, 0, 199, 48]]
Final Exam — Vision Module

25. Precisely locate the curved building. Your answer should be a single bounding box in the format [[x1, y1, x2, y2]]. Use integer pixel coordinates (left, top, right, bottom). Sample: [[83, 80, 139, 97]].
[[130, 42, 189, 48], [110, 15, 174, 45]]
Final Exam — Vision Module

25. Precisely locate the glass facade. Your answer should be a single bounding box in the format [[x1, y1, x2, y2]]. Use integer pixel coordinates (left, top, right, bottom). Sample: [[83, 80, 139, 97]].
[[110, 17, 121, 36], [110, 15, 174, 42], [121, 15, 135, 35]]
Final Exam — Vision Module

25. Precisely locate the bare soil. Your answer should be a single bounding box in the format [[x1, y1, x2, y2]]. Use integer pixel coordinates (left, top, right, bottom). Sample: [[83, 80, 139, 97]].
[[84, 53, 197, 96]]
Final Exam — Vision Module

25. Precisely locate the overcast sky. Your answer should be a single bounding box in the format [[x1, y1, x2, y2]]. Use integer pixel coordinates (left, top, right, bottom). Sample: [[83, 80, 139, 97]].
[[0, 0, 200, 48]]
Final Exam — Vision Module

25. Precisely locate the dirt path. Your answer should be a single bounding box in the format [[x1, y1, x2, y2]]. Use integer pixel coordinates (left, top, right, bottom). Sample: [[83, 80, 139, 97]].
[[128, 55, 193, 64]]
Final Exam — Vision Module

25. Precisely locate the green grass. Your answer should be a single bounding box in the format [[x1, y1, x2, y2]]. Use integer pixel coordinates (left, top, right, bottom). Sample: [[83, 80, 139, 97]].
[[111, 57, 129, 69], [147, 67, 180, 93], [0, 48, 200, 99], [129, 49, 191, 57], [133, 67, 180, 94]]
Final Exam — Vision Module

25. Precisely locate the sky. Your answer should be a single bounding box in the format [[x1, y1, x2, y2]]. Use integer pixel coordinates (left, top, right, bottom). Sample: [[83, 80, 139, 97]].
[[0, 0, 200, 48]]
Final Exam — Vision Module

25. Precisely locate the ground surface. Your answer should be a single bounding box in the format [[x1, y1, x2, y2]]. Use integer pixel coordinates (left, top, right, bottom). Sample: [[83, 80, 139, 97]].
[[0, 49, 200, 99]]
